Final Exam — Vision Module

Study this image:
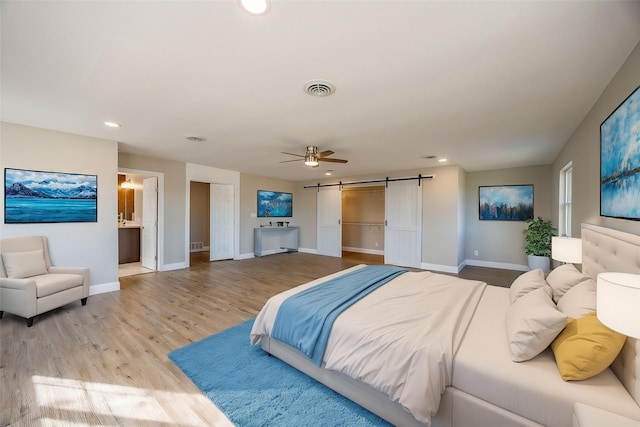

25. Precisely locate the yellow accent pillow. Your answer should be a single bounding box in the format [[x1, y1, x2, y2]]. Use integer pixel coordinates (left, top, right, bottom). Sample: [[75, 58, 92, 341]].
[[551, 312, 626, 381]]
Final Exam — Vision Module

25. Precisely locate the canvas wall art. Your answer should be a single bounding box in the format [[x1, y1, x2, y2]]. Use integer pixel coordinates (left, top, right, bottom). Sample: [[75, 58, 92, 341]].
[[257, 190, 293, 217], [4, 168, 97, 223], [479, 185, 533, 221], [600, 86, 640, 220]]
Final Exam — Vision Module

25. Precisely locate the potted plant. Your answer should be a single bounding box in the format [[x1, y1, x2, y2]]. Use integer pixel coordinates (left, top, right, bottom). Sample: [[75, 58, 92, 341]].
[[523, 217, 557, 274]]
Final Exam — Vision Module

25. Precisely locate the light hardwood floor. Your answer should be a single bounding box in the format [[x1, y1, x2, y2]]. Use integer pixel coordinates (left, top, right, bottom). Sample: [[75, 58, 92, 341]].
[[1, 252, 522, 426]]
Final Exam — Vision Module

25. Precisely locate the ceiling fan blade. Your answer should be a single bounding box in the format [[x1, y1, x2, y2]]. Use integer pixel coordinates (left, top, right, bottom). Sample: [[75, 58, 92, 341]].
[[281, 151, 305, 158], [318, 157, 348, 163], [316, 150, 334, 159], [279, 159, 304, 163]]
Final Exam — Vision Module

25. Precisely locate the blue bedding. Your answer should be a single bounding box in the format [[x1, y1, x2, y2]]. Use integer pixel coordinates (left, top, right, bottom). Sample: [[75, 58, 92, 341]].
[[271, 265, 407, 365]]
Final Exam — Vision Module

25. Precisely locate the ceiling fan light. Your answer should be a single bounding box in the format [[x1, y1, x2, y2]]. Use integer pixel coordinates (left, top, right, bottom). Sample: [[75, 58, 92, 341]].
[[304, 154, 319, 166]]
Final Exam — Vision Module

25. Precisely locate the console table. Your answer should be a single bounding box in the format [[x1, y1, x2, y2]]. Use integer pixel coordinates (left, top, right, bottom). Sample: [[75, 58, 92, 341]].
[[254, 226, 299, 257]]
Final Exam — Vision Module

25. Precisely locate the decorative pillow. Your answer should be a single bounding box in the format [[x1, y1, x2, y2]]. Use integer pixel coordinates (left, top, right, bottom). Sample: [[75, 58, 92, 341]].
[[506, 287, 568, 362], [551, 312, 626, 381], [509, 268, 552, 303], [546, 264, 590, 303], [556, 279, 597, 319], [1, 249, 48, 279]]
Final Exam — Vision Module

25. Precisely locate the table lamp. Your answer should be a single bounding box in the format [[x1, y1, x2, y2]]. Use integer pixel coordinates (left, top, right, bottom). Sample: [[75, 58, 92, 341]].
[[597, 272, 640, 339], [551, 236, 582, 264]]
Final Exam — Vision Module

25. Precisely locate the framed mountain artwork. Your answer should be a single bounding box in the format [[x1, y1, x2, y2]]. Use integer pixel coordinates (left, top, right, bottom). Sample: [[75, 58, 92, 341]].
[[4, 168, 97, 223]]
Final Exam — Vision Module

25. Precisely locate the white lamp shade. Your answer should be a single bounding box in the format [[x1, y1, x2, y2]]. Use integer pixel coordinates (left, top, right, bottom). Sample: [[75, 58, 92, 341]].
[[551, 236, 582, 263], [597, 272, 640, 339]]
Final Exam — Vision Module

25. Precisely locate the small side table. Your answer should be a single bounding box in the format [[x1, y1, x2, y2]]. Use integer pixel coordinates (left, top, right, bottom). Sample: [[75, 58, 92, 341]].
[[573, 403, 640, 427]]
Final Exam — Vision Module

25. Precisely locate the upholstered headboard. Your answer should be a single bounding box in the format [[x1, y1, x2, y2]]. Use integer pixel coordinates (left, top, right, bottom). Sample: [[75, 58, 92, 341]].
[[581, 223, 640, 407]]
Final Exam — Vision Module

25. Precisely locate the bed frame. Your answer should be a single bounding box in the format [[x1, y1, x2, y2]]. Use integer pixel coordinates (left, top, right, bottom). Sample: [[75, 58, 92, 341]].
[[261, 223, 640, 426]]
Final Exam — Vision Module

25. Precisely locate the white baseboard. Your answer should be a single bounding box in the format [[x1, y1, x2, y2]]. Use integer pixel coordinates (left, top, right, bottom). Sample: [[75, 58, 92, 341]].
[[235, 252, 255, 260], [464, 259, 528, 271], [161, 262, 188, 271], [342, 247, 384, 256], [190, 246, 210, 253], [89, 281, 120, 295], [298, 247, 317, 254], [420, 262, 460, 274]]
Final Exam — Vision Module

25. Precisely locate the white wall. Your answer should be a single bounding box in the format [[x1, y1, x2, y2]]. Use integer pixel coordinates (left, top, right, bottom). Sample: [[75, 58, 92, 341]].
[[295, 165, 464, 272], [119, 153, 185, 270], [1, 122, 119, 294], [465, 165, 552, 271], [552, 42, 640, 238], [239, 173, 298, 257]]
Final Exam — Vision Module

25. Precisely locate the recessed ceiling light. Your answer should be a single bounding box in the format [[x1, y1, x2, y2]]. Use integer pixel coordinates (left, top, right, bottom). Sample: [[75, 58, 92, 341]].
[[104, 121, 121, 128], [325, 171, 332, 176], [439, 158, 448, 163], [239, 0, 270, 15]]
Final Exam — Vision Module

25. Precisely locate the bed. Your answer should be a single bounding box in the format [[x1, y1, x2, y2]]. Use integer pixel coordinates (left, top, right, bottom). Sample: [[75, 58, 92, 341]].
[[250, 224, 640, 426]]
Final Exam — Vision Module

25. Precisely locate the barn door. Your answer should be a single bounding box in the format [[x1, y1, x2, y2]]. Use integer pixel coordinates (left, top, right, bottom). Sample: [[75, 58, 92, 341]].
[[385, 180, 422, 268], [317, 186, 342, 257]]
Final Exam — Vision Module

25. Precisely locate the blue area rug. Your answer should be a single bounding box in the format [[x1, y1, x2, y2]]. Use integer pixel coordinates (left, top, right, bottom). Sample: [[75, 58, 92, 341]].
[[169, 319, 391, 427]]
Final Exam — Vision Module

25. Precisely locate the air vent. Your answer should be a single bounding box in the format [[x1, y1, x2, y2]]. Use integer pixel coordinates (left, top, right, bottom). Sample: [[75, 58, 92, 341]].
[[304, 80, 335, 97], [185, 135, 207, 142]]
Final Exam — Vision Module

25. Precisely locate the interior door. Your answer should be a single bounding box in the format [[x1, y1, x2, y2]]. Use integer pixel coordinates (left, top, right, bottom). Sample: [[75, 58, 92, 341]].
[[385, 180, 422, 268], [141, 177, 158, 270], [210, 183, 234, 261], [317, 186, 342, 257]]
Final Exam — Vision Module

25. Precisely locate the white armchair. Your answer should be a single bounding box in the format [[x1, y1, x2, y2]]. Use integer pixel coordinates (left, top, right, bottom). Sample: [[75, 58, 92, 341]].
[[0, 236, 89, 327]]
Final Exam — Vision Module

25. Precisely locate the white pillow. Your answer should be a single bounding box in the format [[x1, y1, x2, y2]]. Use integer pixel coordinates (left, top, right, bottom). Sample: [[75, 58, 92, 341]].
[[546, 264, 589, 303], [556, 279, 597, 319], [1, 249, 48, 279], [506, 287, 568, 362], [509, 269, 552, 303]]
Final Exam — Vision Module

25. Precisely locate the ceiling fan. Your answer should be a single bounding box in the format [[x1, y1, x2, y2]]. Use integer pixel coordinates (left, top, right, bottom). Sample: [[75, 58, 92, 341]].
[[280, 146, 348, 167]]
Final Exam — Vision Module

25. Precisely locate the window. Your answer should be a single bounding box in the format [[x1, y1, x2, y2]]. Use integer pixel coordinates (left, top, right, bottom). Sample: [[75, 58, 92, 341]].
[[559, 162, 573, 236]]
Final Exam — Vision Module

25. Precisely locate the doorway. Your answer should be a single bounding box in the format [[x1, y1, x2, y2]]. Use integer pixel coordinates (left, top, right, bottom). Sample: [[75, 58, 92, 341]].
[[342, 186, 385, 262], [316, 179, 422, 268], [189, 181, 211, 259], [189, 181, 235, 263], [117, 170, 161, 277]]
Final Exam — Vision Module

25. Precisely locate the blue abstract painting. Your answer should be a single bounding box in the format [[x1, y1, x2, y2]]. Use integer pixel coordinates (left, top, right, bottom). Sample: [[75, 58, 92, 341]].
[[257, 190, 292, 217], [601, 86, 640, 220], [4, 168, 97, 223], [479, 185, 533, 221]]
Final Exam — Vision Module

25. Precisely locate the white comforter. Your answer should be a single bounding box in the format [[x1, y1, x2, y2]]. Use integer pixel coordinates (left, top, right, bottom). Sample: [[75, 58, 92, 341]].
[[250, 265, 486, 424]]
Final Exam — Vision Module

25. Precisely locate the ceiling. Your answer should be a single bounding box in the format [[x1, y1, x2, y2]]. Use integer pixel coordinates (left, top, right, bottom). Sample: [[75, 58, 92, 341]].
[[2, 1, 639, 182]]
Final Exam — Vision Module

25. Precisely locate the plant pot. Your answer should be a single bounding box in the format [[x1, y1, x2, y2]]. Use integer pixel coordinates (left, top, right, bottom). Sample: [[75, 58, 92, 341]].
[[528, 255, 550, 274]]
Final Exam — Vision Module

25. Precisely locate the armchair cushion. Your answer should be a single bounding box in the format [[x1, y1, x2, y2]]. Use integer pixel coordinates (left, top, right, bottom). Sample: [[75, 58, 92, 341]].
[[2, 249, 48, 279], [34, 274, 84, 298]]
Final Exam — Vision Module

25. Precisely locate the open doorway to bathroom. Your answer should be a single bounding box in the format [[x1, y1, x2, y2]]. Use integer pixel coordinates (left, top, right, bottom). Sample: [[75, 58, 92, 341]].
[[118, 172, 158, 278]]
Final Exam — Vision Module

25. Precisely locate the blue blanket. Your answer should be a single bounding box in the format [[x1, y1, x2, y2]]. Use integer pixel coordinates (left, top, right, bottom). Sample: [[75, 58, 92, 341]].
[[271, 265, 407, 366]]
